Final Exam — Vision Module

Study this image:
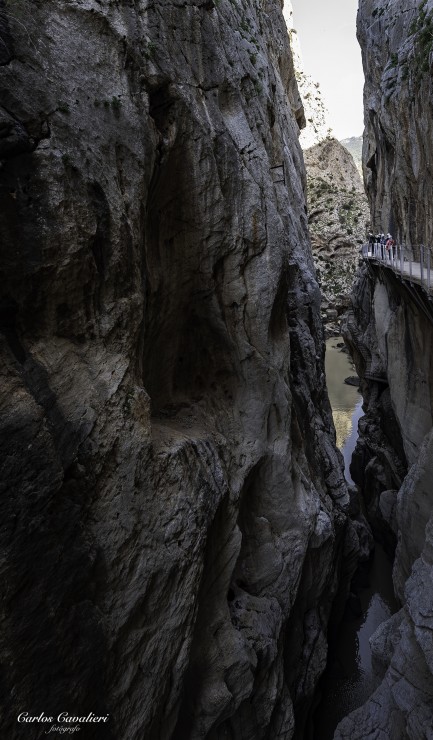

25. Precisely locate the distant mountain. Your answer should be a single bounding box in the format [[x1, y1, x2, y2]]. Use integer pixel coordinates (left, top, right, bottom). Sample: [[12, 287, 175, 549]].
[[340, 136, 363, 176]]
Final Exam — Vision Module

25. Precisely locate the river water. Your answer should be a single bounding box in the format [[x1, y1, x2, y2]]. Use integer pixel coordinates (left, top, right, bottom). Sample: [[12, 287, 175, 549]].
[[311, 338, 399, 739], [324, 337, 363, 483]]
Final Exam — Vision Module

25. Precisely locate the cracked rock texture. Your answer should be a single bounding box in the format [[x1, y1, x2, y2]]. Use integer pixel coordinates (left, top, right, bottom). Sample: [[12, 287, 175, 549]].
[[304, 138, 369, 320], [285, 6, 369, 326], [359, 0, 433, 242], [0, 0, 352, 738], [338, 1, 433, 734], [340, 266, 433, 738]]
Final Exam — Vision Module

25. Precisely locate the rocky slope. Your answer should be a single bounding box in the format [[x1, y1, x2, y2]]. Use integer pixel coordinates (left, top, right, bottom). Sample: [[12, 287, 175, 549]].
[[340, 136, 363, 177], [304, 138, 370, 326], [283, 4, 331, 149], [0, 1, 356, 738], [337, 0, 433, 735]]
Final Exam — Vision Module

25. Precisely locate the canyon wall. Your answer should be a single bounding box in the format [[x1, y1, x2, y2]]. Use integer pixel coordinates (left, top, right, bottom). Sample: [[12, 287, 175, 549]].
[[0, 1, 352, 738], [359, 0, 433, 243], [337, 0, 433, 735]]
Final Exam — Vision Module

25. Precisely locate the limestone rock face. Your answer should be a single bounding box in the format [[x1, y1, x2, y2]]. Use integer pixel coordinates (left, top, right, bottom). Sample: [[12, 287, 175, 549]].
[[335, 1, 433, 734], [284, 7, 369, 326], [341, 2, 433, 708], [0, 0, 350, 738], [341, 136, 363, 177], [340, 265, 433, 738], [340, 8, 433, 715], [358, 0, 433, 242], [304, 138, 369, 318]]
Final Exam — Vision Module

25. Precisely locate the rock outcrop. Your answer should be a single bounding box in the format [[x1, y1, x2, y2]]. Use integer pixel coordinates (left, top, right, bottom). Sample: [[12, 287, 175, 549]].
[[337, 0, 433, 734], [0, 1, 353, 738], [304, 138, 369, 324], [341, 136, 363, 177], [284, 8, 369, 330]]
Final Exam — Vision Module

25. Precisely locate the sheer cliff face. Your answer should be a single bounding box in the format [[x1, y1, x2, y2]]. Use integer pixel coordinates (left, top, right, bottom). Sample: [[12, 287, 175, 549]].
[[336, 0, 433, 735], [0, 1, 349, 737], [358, 0, 433, 242], [340, 266, 433, 740]]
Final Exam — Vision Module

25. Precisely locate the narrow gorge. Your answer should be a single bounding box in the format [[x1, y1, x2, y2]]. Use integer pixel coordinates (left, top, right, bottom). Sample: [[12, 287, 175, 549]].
[[336, 0, 433, 735], [1, 0, 432, 738]]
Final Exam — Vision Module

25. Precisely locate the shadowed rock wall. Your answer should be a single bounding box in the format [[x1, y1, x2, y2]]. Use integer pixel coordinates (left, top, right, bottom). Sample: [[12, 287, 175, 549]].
[[0, 1, 351, 737], [337, 0, 433, 734]]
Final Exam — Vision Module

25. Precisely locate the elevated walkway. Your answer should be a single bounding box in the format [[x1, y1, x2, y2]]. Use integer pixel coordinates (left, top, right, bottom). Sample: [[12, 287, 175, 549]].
[[362, 243, 433, 295], [362, 242, 433, 329]]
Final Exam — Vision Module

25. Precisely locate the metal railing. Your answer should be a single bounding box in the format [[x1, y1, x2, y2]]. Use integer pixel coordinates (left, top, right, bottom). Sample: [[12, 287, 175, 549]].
[[362, 243, 433, 294]]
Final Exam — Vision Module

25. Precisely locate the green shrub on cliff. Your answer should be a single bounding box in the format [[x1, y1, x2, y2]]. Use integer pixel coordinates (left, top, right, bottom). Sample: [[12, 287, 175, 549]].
[[407, 0, 433, 80]]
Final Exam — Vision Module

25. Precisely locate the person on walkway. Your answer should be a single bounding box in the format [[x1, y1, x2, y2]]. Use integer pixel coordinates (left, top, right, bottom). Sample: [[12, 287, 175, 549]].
[[385, 233, 395, 262], [368, 232, 375, 256], [379, 232, 386, 259], [374, 232, 381, 257]]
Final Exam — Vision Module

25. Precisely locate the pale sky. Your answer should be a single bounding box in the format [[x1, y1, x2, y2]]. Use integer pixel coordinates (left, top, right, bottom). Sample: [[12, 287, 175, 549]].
[[291, 0, 364, 140]]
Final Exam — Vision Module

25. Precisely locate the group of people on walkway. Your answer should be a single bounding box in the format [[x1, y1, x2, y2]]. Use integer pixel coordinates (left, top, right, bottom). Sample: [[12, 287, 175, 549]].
[[368, 231, 395, 260]]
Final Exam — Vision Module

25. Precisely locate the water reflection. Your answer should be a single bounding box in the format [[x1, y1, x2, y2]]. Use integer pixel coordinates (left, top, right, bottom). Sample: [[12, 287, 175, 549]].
[[313, 339, 399, 739], [313, 545, 399, 738], [325, 337, 361, 452]]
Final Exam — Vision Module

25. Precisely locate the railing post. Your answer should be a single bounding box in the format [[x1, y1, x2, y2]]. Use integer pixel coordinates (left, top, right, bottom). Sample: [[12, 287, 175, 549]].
[[401, 245, 404, 276], [428, 247, 431, 291], [410, 245, 412, 280], [421, 245, 424, 286]]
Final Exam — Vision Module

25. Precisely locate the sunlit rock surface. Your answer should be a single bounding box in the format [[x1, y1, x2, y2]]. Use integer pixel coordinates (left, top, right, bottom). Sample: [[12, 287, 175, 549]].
[[283, 7, 369, 323], [0, 0, 352, 737], [284, 13, 331, 149], [304, 138, 369, 314], [341, 136, 363, 177]]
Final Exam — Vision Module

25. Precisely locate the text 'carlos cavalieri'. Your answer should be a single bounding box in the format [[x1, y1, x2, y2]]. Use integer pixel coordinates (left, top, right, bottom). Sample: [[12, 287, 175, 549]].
[[18, 712, 109, 734]]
